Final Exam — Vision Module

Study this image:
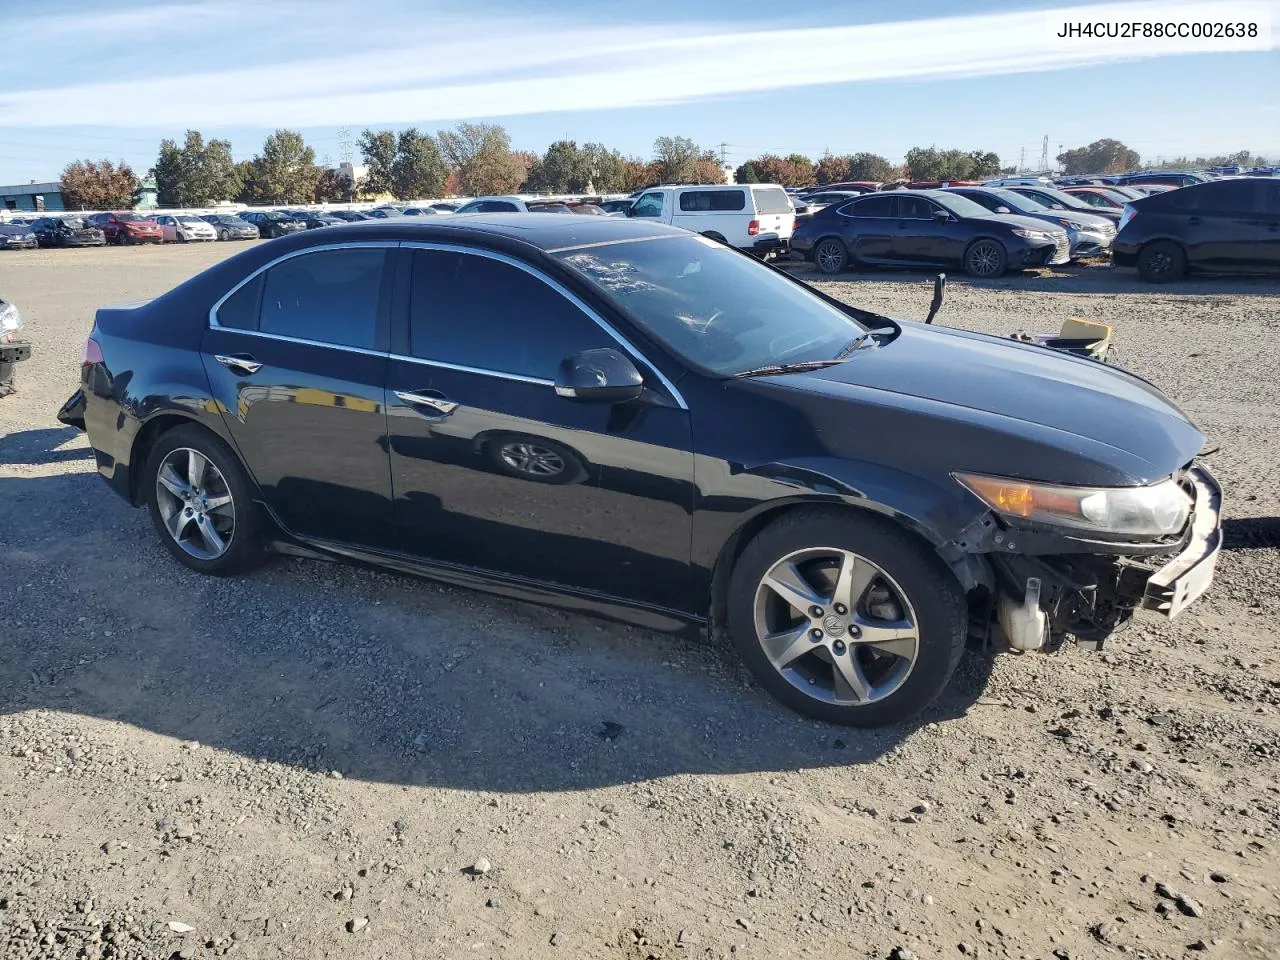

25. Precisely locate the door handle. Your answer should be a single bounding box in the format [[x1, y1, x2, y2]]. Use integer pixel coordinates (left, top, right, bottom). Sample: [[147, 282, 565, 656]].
[[394, 389, 458, 416], [1186, 217, 1201, 225], [215, 354, 262, 375]]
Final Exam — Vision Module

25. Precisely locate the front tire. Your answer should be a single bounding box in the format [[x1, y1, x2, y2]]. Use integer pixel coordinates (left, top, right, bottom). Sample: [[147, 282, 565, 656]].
[[727, 509, 967, 727], [813, 238, 848, 275], [218, 228, 229, 241], [144, 424, 264, 575], [1137, 240, 1185, 283], [965, 239, 1007, 277]]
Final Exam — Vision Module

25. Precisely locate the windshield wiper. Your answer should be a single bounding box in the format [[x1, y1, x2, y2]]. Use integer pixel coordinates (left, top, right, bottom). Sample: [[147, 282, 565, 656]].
[[833, 326, 898, 360], [733, 327, 898, 379]]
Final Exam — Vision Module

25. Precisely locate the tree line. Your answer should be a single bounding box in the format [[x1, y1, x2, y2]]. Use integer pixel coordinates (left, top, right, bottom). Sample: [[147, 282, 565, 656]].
[[54, 133, 1268, 210]]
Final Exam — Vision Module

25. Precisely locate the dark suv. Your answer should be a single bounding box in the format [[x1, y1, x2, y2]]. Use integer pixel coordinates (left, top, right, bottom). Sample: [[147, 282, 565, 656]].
[[240, 211, 307, 238], [1112, 177, 1280, 282]]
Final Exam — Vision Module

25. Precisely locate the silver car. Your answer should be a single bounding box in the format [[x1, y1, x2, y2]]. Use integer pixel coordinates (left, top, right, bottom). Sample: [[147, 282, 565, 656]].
[[944, 187, 1115, 259]]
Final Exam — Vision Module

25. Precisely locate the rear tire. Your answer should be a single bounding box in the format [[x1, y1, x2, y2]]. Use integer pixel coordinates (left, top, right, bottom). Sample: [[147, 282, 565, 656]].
[[813, 238, 848, 275], [964, 239, 1007, 277], [726, 509, 967, 727], [144, 424, 264, 576], [218, 228, 229, 241], [1137, 240, 1185, 283]]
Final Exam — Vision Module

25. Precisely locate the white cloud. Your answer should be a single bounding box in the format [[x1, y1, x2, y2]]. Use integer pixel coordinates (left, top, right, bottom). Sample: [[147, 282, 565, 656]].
[[1, 0, 1274, 127]]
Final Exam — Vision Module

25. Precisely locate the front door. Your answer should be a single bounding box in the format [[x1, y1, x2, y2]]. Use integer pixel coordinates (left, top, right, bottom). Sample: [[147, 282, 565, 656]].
[[891, 194, 954, 264], [201, 244, 395, 548], [385, 246, 697, 612]]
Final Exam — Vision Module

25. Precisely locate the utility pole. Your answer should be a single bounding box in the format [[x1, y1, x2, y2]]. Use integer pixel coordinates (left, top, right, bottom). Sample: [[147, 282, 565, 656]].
[[337, 127, 353, 166], [1040, 135, 1049, 173], [1019, 146, 1026, 173], [719, 142, 728, 165]]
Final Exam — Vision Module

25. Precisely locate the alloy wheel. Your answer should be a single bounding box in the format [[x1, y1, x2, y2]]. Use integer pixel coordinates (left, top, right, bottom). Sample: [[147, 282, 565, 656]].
[[815, 240, 845, 273], [499, 441, 566, 478], [967, 241, 1002, 277], [752, 547, 920, 706], [154, 447, 235, 560]]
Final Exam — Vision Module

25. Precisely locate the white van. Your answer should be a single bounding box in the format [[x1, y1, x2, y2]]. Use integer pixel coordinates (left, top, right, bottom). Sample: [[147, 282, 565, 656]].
[[627, 184, 795, 254]]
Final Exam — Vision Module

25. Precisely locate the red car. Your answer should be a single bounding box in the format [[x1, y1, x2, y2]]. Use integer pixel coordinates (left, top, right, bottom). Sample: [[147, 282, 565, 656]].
[[87, 212, 163, 245]]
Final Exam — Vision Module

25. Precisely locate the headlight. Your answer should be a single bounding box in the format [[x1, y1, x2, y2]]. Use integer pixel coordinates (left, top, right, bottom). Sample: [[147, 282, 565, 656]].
[[0, 300, 23, 335], [954, 472, 1192, 538], [1011, 228, 1051, 240]]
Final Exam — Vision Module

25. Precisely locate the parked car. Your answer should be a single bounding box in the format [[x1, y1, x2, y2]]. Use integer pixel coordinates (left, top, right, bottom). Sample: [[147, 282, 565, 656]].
[[626, 184, 795, 255], [1112, 177, 1280, 282], [905, 180, 982, 190], [366, 206, 404, 218], [598, 199, 634, 215], [32, 217, 106, 248], [982, 176, 1054, 188], [792, 190, 1069, 276], [1120, 172, 1208, 188], [240, 210, 307, 238], [800, 190, 865, 213], [1124, 184, 1176, 196], [942, 186, 1116, 258], [401, 207, 441, 217], [55, 215, 1222, 728], [427, 202, 462, 214], [1006, 184, 1122, 222], [1062, 186, 1143, 212], [285, 210, 344, 229], [0, 222, 39, 250], [200, 214, 260, 240], [0, 298, 30, 397], [86, 212, 163, 245], [454, 196, 575, 214], [151, 214, 217, 243], [325, 210, 371, 222], [810, 181, 881, 194]]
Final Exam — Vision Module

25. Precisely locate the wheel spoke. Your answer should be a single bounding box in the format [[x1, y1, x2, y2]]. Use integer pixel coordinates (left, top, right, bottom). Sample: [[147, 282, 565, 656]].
[[762, 561, 825, 614], [761, 624, 814, 669], [187, 450, 208, 490], [854, 616, 917, 659], [831, 651, 872, 703], [832, 553, 877, 613], [205, 492, 233, 512], [157, 464, 191, 500], [195, 515, 226, 554], [165, 507, 192, 541]]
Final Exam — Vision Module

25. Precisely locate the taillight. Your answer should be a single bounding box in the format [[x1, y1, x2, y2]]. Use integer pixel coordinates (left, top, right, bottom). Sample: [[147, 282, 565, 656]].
[[747, 219, 760, 236], [81, 337, 103, 367]]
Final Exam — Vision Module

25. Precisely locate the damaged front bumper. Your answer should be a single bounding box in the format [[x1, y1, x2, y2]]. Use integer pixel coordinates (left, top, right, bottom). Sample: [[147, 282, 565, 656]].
[[962, 465, 1223, 652]]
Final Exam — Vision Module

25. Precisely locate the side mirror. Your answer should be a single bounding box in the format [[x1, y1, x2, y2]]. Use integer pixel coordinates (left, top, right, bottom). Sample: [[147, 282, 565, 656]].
[[932, 210, 949, 222], [555, 348, 644, 403], [994, 206, 1012, 215]]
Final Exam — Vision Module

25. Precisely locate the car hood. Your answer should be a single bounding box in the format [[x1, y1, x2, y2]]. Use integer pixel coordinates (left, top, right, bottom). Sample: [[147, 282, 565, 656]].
[[0, 223, 34, 236], [971, 212, 1066, 234], [1027, 209, 1112, 229], [769, 322, 1204, 485]]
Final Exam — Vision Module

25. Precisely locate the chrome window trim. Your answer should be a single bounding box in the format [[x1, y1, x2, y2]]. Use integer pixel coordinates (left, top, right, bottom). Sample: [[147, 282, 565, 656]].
[[401, 241, 688, 410], [388, 354, 554, 387]]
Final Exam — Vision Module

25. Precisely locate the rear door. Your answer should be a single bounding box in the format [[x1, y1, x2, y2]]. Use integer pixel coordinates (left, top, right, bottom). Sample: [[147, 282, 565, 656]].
[[1252, 180, 1280, 272], [1169, 180, 1264, 270], [835, 195, 896, 261], [200, 242, 396, 548], [750, 186, 794, 240]]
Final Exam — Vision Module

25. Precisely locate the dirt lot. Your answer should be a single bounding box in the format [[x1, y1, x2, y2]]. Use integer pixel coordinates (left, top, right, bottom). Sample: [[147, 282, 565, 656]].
[[1, 243, 1277, 960]]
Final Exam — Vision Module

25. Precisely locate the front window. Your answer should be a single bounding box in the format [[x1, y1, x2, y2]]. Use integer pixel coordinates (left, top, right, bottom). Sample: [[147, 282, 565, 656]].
[[554, 234, 867, 377], [932, 193, 998, 218], [630, 193, 664, 218]]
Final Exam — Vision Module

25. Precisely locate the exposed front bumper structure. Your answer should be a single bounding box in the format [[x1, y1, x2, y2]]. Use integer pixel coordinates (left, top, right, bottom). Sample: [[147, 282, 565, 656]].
[[1143, 465, 1223, 619]]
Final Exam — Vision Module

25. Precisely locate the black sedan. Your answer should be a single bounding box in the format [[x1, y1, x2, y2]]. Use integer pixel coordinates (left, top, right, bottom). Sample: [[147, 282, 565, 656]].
[[1112, 177, 1280, 281], [32, 216, 106, 248], [239, 211, 306, 238], [791, 190, 1069, 276], [201, 214, 260, 240], [57, 216, 1221, 727], [0, 222, 39, 249], [325, 210, 371, 222], [285, 210, 345, 229]]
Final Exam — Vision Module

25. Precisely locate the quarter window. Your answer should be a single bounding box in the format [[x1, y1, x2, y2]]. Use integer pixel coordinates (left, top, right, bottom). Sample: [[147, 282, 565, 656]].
[[409, 249, 613, 379], [258, 248, 387, 349], [678, 190, 746, 212], [215, 273, 264, 331]]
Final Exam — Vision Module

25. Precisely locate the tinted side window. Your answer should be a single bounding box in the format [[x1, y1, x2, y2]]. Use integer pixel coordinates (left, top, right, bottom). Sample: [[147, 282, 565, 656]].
[[678, 190, 746, 212], [897, 196, 936, 219], [259, 248, 386, 349], [409, 250, 613, 378], [957, 191, 1000, 212], [216, 273, 264, 331], [752, 187, 793, 214], [1174, 180, 1256, 212], [845, 195, 894, 217], [480, 200, 519, 212]]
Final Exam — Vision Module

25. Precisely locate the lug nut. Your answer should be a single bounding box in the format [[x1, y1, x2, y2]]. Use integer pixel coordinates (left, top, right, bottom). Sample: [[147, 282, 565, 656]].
[[809, 606, 824, 618], [834, 603, 847, 615], [848, 624, 861, 638], [832, 640, 846, 654], [809, 628, 824, 641]]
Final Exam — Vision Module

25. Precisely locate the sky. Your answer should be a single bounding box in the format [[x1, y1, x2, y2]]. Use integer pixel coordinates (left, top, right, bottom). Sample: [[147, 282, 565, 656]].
[[1, 0, 1278, 185]]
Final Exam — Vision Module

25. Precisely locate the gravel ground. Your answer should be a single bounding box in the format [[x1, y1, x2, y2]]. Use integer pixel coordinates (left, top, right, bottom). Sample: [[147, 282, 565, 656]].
[[1, 243, 1277, 960]]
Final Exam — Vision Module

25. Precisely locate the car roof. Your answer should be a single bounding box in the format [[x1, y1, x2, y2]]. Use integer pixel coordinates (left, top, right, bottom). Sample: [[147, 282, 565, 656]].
[[271, 213, 687, 251]]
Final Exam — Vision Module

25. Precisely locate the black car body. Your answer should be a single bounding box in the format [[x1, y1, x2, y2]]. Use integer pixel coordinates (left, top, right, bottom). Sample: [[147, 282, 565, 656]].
[[791, 190, 1070, 277], [0, 222, 39, 249], [58, 216, 1221, 728], [239, 211, 306, 238], [32, 217, 106, 248], [285, 210, 344, 229], [201, 214, 260, 240], [1120, 172, 1208, 189], [326, 210, 371, 222], [1112, 177, 1280, 282], [599, 199, 634, 215]]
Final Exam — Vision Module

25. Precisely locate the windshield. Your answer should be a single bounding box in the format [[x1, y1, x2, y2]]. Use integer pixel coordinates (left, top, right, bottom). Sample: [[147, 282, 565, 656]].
[[264, 212, 290, 221], [554, 234, 867, 376], [117, 213, 149, 222], [62, 218, 88, 229], [932, 192, 996, 219], [1029, 187, 1091, 209], [178, 216, 205, 224], [987, 188, 1043, 211]]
